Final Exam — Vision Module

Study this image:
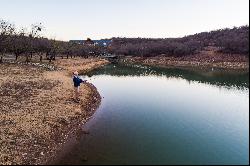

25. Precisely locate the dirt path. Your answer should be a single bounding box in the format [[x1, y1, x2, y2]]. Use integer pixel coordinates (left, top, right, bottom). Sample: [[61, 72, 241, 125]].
[[0, 58, 108, 165]]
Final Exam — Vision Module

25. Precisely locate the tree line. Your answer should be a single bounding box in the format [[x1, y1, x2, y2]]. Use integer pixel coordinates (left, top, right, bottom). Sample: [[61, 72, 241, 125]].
[[1, 19, 248, 62], [109, 26, 249, 57], [0, 19, 106, 63]]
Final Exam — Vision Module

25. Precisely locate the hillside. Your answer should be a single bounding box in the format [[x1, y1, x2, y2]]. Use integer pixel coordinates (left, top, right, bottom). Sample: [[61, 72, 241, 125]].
[[109, 26, 249, 58]]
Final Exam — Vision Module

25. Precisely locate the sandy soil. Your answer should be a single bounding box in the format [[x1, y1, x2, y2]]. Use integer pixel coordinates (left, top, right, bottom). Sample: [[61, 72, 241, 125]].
[[0, 58, 108, 165]]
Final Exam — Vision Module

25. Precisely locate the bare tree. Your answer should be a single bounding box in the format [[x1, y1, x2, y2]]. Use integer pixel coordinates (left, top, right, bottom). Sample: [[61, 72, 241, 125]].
[[26, 23, 43, 62], [0, 19, 15, 62], [11, 28, 29, 61]]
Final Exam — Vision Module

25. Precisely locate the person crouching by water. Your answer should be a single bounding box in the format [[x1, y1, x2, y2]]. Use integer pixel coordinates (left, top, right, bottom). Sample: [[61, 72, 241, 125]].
[[73, 71, 87, 102]]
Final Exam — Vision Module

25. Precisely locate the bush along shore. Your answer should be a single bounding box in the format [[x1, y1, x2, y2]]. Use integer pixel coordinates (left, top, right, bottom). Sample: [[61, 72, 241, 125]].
[[0, 58, 109, 165]]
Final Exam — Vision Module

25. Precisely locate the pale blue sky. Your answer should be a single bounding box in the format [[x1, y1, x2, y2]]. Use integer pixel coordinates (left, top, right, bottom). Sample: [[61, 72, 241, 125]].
[[0, 0, 249, 41]]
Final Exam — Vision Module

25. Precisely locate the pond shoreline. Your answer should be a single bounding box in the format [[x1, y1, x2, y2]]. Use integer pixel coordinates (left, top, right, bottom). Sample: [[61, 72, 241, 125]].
[[0, 58, 109, 165], [52, 63, 249, 165], [45, 83, 102, 165], [119, 56, 249, 71]]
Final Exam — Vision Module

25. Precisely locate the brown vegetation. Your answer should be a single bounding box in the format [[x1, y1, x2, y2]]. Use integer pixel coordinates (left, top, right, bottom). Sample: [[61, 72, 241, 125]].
[[109, 26, 249, 57], [120, 47, 249, 70]]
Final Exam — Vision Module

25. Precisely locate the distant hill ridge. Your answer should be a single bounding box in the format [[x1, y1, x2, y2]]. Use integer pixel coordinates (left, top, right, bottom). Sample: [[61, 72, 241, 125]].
[[109, 26, 249, 57]]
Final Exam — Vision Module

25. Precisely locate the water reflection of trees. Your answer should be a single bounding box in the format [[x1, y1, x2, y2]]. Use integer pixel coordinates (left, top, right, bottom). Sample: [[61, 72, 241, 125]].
[[86, 64, 249, 90]]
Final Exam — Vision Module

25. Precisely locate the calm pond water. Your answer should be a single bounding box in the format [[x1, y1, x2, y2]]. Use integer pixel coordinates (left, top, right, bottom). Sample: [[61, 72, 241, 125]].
[[59, 64, 249, 165]]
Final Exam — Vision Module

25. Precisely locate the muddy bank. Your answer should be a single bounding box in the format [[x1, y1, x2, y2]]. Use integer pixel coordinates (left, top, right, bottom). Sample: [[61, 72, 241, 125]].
[[0, 58, 109, 165], [119, 53, 249, 70]]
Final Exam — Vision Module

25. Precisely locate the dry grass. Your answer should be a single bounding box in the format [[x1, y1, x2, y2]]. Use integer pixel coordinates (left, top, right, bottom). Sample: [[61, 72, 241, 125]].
[[53, 58, 108, 75], [0, 58, 109, 165], [122, 52, 249, 70]]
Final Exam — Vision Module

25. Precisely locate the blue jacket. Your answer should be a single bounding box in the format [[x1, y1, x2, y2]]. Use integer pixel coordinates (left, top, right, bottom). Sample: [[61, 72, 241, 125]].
[[73, 76, 84, 87]]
